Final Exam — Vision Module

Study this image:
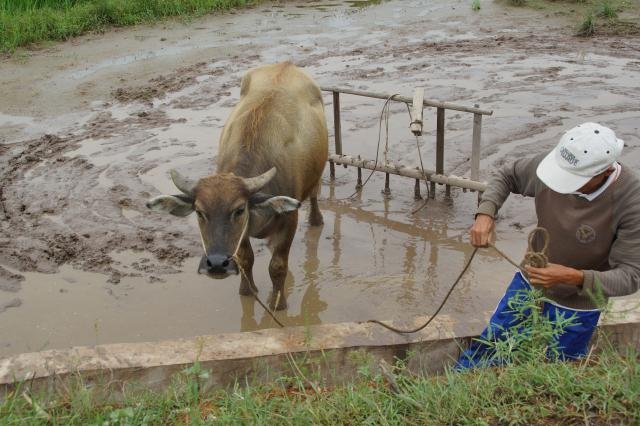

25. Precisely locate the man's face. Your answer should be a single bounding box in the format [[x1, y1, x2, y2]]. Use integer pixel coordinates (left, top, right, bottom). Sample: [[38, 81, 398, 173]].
[[576, 167, 614, 194]]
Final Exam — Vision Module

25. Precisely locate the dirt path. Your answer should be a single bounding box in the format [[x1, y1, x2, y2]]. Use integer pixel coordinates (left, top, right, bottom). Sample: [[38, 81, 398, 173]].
[[1, 0, 639, 356]]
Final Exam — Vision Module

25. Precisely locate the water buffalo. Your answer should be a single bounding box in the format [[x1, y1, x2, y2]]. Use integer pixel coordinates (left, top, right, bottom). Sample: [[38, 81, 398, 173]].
[[146, 62, 328, 310]]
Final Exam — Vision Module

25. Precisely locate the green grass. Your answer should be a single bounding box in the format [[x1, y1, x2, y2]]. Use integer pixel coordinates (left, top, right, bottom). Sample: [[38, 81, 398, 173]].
[[0, 0, 258, 53], [1, 349, 638, 424], [472, 0, 481, 11]]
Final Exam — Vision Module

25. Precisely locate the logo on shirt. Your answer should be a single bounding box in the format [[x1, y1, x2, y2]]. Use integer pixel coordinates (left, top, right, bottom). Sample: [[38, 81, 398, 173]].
[[576, 224, 596, 244], [560, 147, 579, 167]]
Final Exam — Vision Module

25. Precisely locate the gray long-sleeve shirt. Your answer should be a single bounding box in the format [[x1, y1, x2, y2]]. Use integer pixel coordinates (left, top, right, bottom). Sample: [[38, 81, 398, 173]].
[[477, 153, 640, 309]]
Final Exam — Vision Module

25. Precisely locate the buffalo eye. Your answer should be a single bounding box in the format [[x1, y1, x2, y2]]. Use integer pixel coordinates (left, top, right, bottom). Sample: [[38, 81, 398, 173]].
[[232, 206, 245, 219]]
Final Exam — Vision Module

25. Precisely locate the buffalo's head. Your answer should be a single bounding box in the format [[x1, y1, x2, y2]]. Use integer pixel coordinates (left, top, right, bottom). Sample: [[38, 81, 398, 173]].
[[146, 167, 301, 278]]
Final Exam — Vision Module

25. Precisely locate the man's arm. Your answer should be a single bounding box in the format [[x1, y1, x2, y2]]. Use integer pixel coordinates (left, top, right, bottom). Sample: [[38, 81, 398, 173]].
[[471, 154, 544, 247], [476, 153, 545, 218], [580, 206, 640, 299]]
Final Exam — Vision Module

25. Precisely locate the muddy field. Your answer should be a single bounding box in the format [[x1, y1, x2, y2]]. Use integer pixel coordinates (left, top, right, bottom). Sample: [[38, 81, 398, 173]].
[[1, 0, 639, 356]]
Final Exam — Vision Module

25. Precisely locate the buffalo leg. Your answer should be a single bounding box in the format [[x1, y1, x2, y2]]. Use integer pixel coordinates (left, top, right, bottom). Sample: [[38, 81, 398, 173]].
[[308, 181, 323, 226], [237, 238, 257, 296], [268, 211, 297, 310]]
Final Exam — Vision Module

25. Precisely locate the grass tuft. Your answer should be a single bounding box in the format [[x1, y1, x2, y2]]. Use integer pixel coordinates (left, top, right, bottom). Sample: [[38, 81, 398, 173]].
[[472, 0, 481, 11], [577, 12, 597, 36], [596, 1, 618, 18]]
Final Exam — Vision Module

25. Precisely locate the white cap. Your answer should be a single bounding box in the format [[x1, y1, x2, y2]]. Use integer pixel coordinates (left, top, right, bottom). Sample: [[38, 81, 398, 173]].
[[536, 122, 624, 194]]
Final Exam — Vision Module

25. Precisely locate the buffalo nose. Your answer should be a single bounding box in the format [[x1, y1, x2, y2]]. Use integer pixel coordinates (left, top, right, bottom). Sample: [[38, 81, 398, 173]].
[[206, 254, 231, 274]]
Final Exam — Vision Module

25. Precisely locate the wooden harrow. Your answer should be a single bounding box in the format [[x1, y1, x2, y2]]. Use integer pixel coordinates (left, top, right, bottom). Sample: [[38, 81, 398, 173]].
[[322, 87, 493, 199]]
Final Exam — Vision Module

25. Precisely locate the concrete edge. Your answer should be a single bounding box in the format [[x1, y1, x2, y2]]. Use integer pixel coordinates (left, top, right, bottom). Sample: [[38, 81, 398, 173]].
[[1, 299, 638, 393]]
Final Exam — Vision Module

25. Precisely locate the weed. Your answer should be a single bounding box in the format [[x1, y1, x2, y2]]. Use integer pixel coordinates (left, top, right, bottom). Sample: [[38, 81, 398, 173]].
[[468, 286, 579, 367], [596, 1, 618, 18], [472, 0, 481, 11], [577, 12, 597, 36]]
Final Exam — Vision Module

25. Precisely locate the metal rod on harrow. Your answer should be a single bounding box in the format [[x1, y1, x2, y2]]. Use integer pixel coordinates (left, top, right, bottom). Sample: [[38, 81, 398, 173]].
[[471, 104, 482, 201], [433, 107, 446, 199], [321, 86, 493, 116], [329, 154, 487, 192]]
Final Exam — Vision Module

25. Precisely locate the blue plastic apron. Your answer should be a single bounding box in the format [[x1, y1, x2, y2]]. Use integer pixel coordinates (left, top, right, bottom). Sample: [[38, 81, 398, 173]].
[[456, 272, 601, 369]]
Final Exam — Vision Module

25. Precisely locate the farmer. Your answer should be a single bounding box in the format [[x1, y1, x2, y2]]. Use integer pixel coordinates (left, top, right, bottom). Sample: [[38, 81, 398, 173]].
[[457, 122, 640, 368]]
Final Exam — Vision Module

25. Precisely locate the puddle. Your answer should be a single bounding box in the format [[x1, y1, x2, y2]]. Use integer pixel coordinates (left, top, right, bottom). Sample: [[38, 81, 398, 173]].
[[0, 196, 523, 356], [0, 0, 639, 357]]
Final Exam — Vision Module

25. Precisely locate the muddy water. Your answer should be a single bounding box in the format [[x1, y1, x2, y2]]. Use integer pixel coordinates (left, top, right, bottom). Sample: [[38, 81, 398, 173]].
[[1, 0, 639, 356]]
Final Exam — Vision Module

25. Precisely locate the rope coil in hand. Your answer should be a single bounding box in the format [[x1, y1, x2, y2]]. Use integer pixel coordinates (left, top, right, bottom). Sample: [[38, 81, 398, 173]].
[[521, 227, 549, 269]]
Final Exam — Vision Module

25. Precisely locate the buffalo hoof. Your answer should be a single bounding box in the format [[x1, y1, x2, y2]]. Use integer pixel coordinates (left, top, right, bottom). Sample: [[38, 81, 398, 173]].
[[308, 212, 324, 227]]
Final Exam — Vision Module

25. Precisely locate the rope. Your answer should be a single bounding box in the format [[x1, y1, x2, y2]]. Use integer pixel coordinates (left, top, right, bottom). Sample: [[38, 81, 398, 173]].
[[339, 96, 432, 214], [231, 203, 319, 393], [231, 201, 286, 328], [521, 227, 549, 269], [341, 94, 401, 200], [233, 187, 548, 337], [234, 193, 550, 336], [410, 132, 431, 214], [367, 228, 550, 334], [368, 247, 479, 334], [334, 94, 433, 212]]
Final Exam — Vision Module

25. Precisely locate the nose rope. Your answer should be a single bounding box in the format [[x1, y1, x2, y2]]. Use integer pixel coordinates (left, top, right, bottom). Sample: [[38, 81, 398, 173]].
[[231, 204, 550, 336], [231, 202, 286, 328], [231, 202, 251, 261], [229, 202, 319, 393]]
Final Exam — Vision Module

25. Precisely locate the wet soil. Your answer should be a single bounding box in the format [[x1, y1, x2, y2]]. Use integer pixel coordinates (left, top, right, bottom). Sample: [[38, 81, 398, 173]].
[[0, 0, 639, 357]]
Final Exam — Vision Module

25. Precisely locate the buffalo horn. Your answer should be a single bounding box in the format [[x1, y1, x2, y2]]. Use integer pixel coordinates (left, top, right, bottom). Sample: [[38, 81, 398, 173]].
[[170, 169, 197, 196], [243, 167, 277, 194]]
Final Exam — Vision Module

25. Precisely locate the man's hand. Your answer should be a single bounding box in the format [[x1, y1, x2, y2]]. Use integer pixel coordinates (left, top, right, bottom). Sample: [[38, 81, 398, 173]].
[[525, 263, 584, 288], [470, 214, 495, 247]]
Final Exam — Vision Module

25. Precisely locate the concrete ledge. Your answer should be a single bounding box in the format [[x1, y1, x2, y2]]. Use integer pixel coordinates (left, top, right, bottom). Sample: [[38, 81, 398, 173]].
[[1, 299, 638, 395]]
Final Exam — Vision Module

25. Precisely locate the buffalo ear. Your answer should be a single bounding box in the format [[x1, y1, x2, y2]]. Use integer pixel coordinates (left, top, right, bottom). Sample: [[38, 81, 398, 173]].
[[250, 195, 301, 215], [146, 195, 194, 217]]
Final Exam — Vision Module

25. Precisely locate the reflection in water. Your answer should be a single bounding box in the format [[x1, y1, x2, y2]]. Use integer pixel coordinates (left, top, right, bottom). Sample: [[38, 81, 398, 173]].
[[331, 199, 342, 277], [402, 237, 417, 297], [317, 182, 480, 319], [240, 224, 328, 331]]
